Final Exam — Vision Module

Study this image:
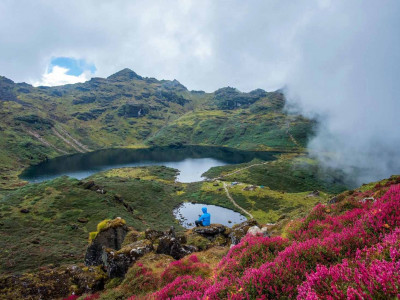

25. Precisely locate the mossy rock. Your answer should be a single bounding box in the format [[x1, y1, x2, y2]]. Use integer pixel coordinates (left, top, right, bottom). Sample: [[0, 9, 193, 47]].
[[121, 229, 140, 247], [185, 233, 212, 251]]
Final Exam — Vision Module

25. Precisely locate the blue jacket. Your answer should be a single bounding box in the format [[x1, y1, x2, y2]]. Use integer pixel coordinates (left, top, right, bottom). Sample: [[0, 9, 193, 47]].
[[198, 207, 211, 226]]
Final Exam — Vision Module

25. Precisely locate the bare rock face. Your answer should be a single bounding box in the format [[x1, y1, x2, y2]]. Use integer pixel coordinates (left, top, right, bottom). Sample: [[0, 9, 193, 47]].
[[85, 219, 129, 266], [229, 219, 259, 245], [193, 224, 227, 236], [102, 239, 153, 278], [145, 228, 164, 242], [156, 234, 197, 260], [190, 224, 231, 247]]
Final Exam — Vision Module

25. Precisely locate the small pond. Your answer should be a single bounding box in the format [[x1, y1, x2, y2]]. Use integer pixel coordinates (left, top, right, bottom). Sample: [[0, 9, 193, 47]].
[[20, 145, 280, 183], [173, 203, 247, 228]]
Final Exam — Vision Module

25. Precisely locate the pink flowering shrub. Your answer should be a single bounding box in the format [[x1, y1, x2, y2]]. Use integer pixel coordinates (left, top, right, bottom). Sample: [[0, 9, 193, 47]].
[[297, 259, 400, 299], [217, 235, 289, 279], [126, 181, 400, 299], [63, 296, 79, 300], [161, 255, 211, 285], [153, 275, 211, 299]]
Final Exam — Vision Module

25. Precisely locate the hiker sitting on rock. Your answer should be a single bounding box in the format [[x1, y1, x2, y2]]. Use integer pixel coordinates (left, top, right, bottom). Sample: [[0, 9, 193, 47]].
[[195, 207, 211, 227]]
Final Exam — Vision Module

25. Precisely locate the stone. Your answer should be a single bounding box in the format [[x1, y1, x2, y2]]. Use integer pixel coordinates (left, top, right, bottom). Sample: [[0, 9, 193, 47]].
[[229, 219, 259, 245], [328, 196, 338, 204], [307, 190, 320, 197], [261, 227, 269, 237], [67, 265, 107, 294], [77, 217, 89, 223], [193, 224, 227, 237], [85, 220, 129, 266], [156, 234, 198, 260], [145, 228, 164, 242], [247, 226, 262, 236], [103, 239, 153, 278], [360, 197, 375, 203], [121, 230, 140, 247], [82, 181, 95, 189]]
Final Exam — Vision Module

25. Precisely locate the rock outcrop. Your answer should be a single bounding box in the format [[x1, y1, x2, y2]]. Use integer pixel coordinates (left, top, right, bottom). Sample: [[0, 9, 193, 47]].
[[85, 218, 129, 266], [229, 219, 259, 245], [102, 239, 153, 278]]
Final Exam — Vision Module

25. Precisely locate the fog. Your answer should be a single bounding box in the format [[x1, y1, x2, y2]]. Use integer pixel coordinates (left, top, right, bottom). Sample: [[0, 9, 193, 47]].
[[285, 1, 400, 184]]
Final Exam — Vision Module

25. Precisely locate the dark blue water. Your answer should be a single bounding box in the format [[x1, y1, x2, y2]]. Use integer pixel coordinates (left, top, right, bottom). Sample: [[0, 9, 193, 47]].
[[20, 146, 279, 183]]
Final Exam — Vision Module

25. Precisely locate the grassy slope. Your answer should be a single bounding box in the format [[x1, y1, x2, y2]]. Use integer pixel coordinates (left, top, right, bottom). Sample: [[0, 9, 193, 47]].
[[0, 166, 183, 274], [0, 159, 348, 274], [203, 153, 351, 193]]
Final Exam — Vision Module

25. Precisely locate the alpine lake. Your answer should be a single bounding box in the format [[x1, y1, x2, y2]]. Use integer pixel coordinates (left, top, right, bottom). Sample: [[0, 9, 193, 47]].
[[21, 146, 280, 227]]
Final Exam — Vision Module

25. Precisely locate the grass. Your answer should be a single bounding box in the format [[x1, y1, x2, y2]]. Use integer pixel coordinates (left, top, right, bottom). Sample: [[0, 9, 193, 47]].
[[0, 157, 350, 275], [0, 166, 184, 274], [203, 153, 350, 194]]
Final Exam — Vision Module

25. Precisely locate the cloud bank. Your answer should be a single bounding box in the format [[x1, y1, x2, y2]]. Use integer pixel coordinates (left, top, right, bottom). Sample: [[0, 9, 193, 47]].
[[32, 66, 91, 86], [0, 0, 399, 183]]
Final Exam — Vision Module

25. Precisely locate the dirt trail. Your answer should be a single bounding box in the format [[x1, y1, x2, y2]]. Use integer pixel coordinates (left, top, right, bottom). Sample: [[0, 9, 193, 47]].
[[223, 182, 254, 219], [286, 120, 301, 148], [214, 161, 270, 180]]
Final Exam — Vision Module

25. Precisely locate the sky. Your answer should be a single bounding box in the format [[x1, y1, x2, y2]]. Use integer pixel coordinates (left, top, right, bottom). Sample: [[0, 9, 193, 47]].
[[1, 0, 399, 183]]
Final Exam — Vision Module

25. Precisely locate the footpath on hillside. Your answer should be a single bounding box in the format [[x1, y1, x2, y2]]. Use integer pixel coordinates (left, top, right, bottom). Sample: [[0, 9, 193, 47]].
[[222, 182, 254, 219]]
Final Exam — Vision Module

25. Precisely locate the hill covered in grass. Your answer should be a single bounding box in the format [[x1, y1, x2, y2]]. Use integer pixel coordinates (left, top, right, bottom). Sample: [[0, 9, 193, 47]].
[[0, 69, 315, 189], [1, 175, 399, 299], [0, 157, 349, 275]]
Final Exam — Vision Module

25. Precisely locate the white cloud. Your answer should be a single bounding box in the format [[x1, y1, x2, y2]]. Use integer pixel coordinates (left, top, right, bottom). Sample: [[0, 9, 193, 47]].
[[32, 66, 90, 87]]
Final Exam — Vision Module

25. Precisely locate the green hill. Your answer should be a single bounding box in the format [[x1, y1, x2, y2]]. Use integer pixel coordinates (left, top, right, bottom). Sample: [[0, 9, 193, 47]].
[[0, 69, 315, 189]]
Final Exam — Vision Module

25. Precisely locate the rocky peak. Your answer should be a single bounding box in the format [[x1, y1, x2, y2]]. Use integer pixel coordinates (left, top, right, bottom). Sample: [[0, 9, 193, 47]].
[[0, 75, 18, 102], [161, 79, 187, 92], [107, 68, 143, 82]]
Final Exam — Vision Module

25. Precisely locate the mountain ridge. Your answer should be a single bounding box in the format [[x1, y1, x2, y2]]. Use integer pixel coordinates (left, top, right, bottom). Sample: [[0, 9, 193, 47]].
[[0, 69, 315, 189]]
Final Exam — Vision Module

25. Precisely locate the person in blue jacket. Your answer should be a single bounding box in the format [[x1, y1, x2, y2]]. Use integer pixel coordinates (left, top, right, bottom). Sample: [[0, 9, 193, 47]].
[[195, 207, 211, 227]]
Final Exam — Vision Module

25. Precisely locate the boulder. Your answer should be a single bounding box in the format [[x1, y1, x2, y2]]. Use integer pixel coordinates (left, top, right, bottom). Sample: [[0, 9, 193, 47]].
[[247, 226, 262, 236], [328, 196, 338, 204], [121, 229, 140, 247], [229, 219, 259, 245], [307, 190, 320, 197], [145, 228, 164, 242], [156, 234, 197, 260], [247, 226, 269, 237], [103, 239, 153, 278], [67, 265, 107, 294], [193, 224, 227, 237], [85, 219, 129, 266]]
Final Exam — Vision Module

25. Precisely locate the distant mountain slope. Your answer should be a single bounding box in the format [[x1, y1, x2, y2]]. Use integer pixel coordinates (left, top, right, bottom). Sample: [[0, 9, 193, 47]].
[[0, 69, 316, 188]]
